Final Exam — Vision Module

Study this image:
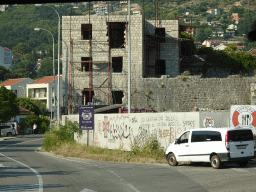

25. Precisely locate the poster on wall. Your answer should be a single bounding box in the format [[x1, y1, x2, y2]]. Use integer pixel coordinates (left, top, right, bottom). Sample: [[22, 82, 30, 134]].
[[79, 105, 94, 130], [230, 105, 256, 134]]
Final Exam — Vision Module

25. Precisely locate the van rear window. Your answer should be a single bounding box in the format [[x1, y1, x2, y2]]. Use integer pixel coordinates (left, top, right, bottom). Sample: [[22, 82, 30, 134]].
[[228, 130, 253, 141]]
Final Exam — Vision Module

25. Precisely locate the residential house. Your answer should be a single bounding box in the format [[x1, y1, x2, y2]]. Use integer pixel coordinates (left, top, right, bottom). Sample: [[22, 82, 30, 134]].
[[0, 5, 8, 12], [0, 46, 13, 68], [202, 40, 222, 48], [36, 59, 43, 71], [0, 78, 34, 97], [213, 43, 228, 51], [93, 3, 113, 15], [226, 24, 237, 36], [120, 1, 127, 5], [132, 7, 142, 15], [10, 106, 35, 125], [13, 52, 22, 65], [230, 13, 239, 24], [212, 29, 224, 37], [185, 28, 195, 37], [27, 76, 63, 119], [207, 9, 220, 16]]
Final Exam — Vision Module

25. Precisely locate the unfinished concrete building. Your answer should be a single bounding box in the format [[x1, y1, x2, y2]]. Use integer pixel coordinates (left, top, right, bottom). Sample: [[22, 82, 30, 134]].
[[62, 14, 179, 113]]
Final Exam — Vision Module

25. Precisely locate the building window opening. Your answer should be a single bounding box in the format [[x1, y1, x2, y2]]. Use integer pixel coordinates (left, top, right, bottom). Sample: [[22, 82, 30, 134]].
[[112, 91, 123, 104], [81, 24, 92, 40], [112, 57, 123, 72], [81, 57, 92, 72], [155, 28, 165, 43], [107, 22, 126, 48], [82, 88, 94, 105], [155, 59, 166, 76]]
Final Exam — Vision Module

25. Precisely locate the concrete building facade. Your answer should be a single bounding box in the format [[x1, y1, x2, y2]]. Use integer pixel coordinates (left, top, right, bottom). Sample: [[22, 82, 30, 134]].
[[62, 14, 179, 114]]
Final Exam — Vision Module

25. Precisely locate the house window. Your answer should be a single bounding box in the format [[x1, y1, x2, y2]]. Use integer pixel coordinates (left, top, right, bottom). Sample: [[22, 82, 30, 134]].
[[39, 88, 47, 98], [155, 28, 165, 43], [112, 57, 123, 72], [107, 22, 126, 48], [81, 24, 92, 40], [82, 88, 94, 105], [112, 91, 123, 104], [29, 89, 35, 98], [81, 57, 92, 72], [155, 60, 166, 76]]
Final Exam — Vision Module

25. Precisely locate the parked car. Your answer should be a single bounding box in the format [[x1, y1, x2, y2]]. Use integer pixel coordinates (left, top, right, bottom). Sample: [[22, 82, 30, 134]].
[[165, 128, 255, 169], [6, 121, 19, 135], [0, 124, 16, 137]]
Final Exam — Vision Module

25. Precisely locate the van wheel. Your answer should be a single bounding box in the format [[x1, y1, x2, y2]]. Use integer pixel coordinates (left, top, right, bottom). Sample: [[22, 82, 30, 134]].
[[211, 155, 221, 169], [7, 132, 12, 137], [237, 161, 249, 167], [167, 153, 178, 166]]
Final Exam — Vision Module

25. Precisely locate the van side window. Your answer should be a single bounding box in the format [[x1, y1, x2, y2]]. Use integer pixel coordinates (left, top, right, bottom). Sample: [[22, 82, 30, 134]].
[[191, 131, 205, 142], [179, 131, 190, 144], [206, 131, 222, 141]]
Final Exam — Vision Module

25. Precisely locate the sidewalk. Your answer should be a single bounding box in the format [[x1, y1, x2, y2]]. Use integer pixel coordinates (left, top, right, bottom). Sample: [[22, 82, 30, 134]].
[[0, 136, 15, 141]]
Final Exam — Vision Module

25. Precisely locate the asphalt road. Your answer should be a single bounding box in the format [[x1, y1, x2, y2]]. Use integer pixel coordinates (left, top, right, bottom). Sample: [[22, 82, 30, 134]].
[[1, 135, 256, 192]]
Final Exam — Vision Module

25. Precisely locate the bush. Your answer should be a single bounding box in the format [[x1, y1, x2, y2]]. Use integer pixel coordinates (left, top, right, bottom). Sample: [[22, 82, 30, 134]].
[[42, 121, 82, 150], [131, 137, 164, 159]]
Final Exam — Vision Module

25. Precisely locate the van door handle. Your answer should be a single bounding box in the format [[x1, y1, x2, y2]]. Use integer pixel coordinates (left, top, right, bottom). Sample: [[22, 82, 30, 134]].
[[185, 145, 189, 147]]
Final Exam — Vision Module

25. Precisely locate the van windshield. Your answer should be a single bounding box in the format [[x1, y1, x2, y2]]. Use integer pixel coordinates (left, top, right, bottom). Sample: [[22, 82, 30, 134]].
[[228, 130, 253, 141]]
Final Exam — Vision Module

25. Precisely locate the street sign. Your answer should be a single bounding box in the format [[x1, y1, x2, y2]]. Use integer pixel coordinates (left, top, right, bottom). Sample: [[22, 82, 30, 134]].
[[79, 105, 94, 130], [230, 105, 256, 129]]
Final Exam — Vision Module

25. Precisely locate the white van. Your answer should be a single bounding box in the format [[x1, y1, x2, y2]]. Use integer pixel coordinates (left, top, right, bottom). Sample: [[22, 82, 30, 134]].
[[165, 128, 255, 169]]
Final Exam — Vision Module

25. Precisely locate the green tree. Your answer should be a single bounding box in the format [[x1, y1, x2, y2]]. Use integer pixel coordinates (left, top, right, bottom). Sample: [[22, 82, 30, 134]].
[[10, 53, 37, 79], [0, 66, 10, 82], [12, 43, 30, 55], [37, 58, 58, 78], [194, 28, 207, 42], [223, 44, 238, 52], [16, 97, 46, 116], [0, 86, 20, 124]]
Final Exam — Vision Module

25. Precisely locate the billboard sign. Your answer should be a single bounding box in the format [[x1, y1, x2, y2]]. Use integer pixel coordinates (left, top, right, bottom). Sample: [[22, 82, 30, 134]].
[[230, 105, 256, 129], [79, 105, 94, 130]]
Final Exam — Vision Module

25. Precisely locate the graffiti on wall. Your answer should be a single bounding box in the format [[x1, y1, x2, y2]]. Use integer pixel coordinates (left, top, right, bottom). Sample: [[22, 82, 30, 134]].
[[93, 113, 198, 150], [100, 115, 132, 141]]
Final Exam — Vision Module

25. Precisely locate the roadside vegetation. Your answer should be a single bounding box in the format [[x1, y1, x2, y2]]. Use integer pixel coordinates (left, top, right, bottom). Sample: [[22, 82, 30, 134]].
[[42, 121, 166, 164]]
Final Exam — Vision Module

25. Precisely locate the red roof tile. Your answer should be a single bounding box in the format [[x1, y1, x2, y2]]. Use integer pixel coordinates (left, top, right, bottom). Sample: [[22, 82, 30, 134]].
[[0, 78, 26, 86], [3, 47, 11, 51], [19, 106, 35, 115], [30, 76, 61, 84]]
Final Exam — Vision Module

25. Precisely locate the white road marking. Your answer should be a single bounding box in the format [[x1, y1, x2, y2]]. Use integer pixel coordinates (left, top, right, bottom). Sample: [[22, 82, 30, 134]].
[[80, 189, 97, 192], [0, 138, 44, 192], [108, 170, 141, 192]]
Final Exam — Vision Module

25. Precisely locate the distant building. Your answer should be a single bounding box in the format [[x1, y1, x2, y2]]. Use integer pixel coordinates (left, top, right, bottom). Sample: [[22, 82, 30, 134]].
[[0, 46, 13, 68], [93, 3, 113, 15], [230, 13, 239, 24], [207, 9, 220, 16], [0, 5, 8, 12], [132, 7, 142, 15], [213, 43, 228, 51], [27, 76, 63, 118]]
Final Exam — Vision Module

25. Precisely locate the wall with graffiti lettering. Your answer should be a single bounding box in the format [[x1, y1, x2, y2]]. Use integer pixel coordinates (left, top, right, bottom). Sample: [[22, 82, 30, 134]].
[[64, 112, 200, 151]]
